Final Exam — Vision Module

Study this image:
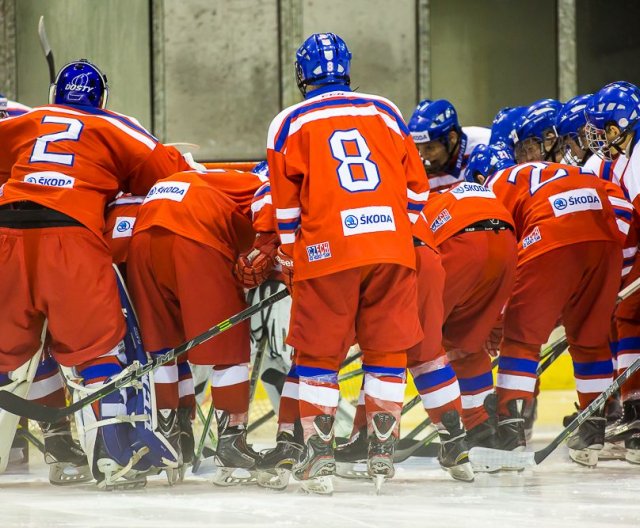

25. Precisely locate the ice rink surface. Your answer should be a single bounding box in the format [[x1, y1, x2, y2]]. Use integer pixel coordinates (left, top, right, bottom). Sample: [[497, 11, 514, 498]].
[[1, 434, 639, 528]]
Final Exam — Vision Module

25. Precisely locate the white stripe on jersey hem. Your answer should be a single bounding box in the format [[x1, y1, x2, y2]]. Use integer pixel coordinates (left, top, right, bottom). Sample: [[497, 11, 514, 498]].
[[623, 247, 638, 258], [35, 106, 156, 150], [298, 382, 340, 407], [279, 233, 296, 244], [251, 195, 272, 214], [408, 212, 419, 223], [622, 266, 632, 277], [210, 364, 249, 388], [407, 188, 429, 201], [609, 196, 633, 209], [617, 218, 630, 235], [276, 207, 301, 219]]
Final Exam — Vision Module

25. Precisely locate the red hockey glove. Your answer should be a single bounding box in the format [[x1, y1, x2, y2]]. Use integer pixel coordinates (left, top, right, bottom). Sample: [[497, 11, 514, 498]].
[[275, 246, 294, 291], [233, 232, 280, 288]]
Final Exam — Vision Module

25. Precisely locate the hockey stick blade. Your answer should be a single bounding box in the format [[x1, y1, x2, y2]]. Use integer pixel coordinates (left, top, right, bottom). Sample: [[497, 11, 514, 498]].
[[0, 288, 290, 422], [470, 354, 640, 470], [38, 16, 56, 84]]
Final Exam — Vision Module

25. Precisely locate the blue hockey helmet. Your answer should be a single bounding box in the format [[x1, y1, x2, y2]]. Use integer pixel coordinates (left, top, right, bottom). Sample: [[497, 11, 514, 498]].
[[251, 160, 269, 179], [490, 106, 526, 148], [603, 80, 640, 99], [464, 143, 515, 183], [49, 59, 108, 109], [295, 33, 351, 95], [585, 85, 640, 159], [0, 93, 7, 119], [555, 94, 593, 165], [408, 99, 460, 144], [513, 99, 561, 161]]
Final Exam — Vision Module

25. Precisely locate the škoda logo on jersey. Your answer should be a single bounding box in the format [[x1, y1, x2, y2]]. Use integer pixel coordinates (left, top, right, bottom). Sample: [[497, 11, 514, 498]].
[[144, 181, 190, 204], [112, 216, 136, 239], [548, 188, 602, 217], [450, 182, 496, 200], [24, 172, 75, 188], [340, 206, 396, 236]]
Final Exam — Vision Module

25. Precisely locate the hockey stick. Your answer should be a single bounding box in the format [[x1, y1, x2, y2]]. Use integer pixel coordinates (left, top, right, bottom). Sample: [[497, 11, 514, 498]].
[[469, 276, 640, 471], [38, 16, 56, 83], [0, 288, 290, 423]]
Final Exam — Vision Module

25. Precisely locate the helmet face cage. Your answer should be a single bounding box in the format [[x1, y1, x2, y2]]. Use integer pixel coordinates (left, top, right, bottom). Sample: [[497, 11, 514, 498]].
[[49, 59, 109, 109], [584, 121, 613, 160]]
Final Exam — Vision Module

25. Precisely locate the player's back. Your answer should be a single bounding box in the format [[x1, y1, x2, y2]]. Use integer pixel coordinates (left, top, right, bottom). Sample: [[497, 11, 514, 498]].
[[134, 169, 263, 259], [268, 88, 426, 279], [487, 161, 621, 263], [0, 104, 181, 238], [421, 181, 514, 246]]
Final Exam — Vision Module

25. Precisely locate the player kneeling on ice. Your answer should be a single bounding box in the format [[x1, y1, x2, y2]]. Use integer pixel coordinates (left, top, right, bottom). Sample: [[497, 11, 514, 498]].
[[266, 33, 428, 494], [0, 59, 190, 488], [127, 167, 266, 486]]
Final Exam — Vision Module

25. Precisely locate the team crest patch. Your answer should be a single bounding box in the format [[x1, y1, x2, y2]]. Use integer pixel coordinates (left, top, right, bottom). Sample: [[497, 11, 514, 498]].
[[306, 241, 332, 262], [430, 209, 452, 232], [522, 226, 542, 248]]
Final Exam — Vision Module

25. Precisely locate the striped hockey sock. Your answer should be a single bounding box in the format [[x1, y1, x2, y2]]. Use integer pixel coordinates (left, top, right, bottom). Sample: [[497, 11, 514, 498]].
[[410, 359, 462, 425], [210, 364, 250, 427], [297, 366, 339, 442], [450, 354, 494, 430], [278, 365, 300, 435]]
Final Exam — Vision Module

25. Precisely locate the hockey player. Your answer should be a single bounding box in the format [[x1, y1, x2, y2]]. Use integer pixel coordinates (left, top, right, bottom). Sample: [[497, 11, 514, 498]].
[[127, 167, 265, 485], [267, 32, 427, 493], [486, 107, 627, 466], [584, 85, 640, 462], [408, 99, 490, 192], [489, 106, 526, 153], [513, 99, 563, 164], [0, 59, 191, 487], [464, 143, 516, 184]]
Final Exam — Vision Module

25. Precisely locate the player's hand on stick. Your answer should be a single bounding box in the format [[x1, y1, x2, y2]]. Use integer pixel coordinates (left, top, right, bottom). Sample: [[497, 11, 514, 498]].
[[275, 246, 294, 291], [234, 232, 280, 288]]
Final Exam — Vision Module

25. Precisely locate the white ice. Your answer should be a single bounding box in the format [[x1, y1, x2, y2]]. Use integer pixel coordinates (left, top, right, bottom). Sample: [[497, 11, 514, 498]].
[[1, 433, 639, 528]]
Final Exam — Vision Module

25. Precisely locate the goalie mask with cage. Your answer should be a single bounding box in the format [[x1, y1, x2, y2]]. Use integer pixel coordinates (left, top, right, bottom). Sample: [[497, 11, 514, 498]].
[[555, 93, 593, 166], [49, 59, 109, 109], [513, 99, 562, 163], [585, 84, 640, 160], [295, 33, 351, 96]]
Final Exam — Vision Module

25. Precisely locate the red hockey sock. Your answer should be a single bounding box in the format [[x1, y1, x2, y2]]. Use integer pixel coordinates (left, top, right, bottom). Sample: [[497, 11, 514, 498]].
[[210, 364, 249, 427], [450, 353, 494, 430]]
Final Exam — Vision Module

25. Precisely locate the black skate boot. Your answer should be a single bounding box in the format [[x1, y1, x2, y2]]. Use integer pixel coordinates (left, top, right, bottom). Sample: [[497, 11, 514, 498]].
[[177, 407, 195, 466], [256, 430, 304, 490], [335, 426, 368, 479], [567, 409, 605, 467], [157, 409, 184, 484], [466, 393, 498, 450], [523, 397, 538, 442], [213, 410, 260, 486], [605, 392, 623, 425], [625, 432, 640, 464], [604, 400, 640, 463], [367, 413, 398, 493], [292, 414, 336, 495], [40, 419, 92, 485], [437, 410, 474, 482], [497, 398, 527, 452]]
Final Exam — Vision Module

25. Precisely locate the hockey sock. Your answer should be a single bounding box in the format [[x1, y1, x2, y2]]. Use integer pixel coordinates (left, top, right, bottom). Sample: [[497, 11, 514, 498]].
[[28, 353, 66, 407], [450, 353, 494, 430], [278, 365, 300, 435], [496, 339, 539, 415], [210, 364, 250, 427], [177, 357, 195, 418], [363, 367, 405, 438], [615, 319, 640, 401], [409, 359, 461, 425], [297, 365, 339, 442], [149, 349, 179, 411], [569, 346, 614, 409]]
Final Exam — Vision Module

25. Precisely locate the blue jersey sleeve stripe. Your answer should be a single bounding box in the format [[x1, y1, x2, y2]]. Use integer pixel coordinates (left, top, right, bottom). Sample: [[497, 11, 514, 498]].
[[277, 220, 300, 231], [614, 208, 633, 221], [254, 185, 271, 198], [407, 202, 424, 211]]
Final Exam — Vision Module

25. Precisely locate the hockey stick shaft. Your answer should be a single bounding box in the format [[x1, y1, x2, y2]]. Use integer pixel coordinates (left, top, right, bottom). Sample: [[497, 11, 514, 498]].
[[38, 16, 56, 83], [0, 288, 290, 422]]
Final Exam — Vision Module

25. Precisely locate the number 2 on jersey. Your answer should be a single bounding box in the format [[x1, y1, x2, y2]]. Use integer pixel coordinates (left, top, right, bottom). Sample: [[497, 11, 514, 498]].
[[329, 129, 381, 192], [30, 116, 84, 166]]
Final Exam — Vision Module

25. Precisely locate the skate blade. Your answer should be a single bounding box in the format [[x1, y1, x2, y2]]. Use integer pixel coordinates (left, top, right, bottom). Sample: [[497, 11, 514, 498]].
[[301, 475, 333, 495], [96, 447, 150, 491], [374, 474, 385, 495], [444, 461, 475, 482], [625, 449, 640, 465], [165, 465, 186, 486], [257, 468, 291, 490], [212, 466, 257, 486], [599, 442, 627, 460], [49, 463, 93, 486], [336, 461, 369, 480], [569, 447, 599, 467]]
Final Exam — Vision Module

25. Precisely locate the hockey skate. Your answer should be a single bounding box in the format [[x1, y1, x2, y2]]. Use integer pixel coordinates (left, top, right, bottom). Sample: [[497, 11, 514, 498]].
[[212, 411, 260, 486], [157, 409, 184, 485], [95, 438, 148, 491], [567, 410, 606, 467], [604, 400, 640, 464], [292, 415, 336, 495], [256, 431, 304, 490], [177, 407, 195, 466], [437, 410, 474, 482], [367, 413, 397, 494], [466, 393, 498, 450], [40, 419, 92, 486], [335, 427, 369, 479], [497, 399, 527, 452]]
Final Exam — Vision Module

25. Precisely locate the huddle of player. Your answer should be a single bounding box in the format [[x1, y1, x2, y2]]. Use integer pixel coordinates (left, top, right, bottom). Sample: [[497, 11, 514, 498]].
[[0, 32, 638, 494]]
